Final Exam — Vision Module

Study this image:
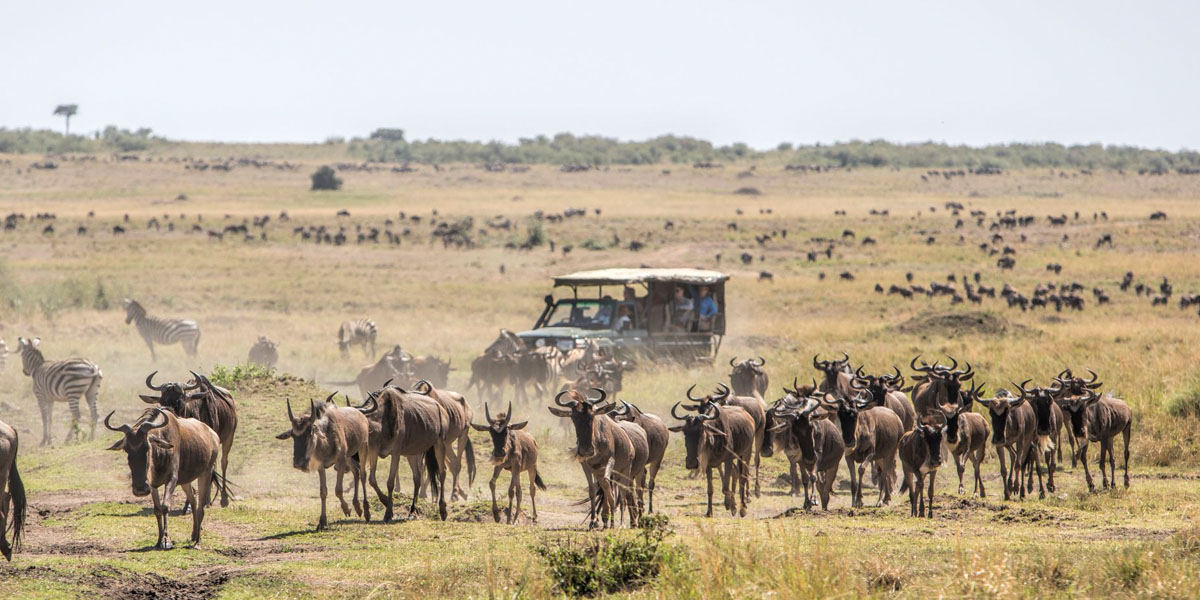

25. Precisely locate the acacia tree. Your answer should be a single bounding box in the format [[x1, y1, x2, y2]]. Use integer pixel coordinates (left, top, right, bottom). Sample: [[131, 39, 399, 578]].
[[53, 104, 78, 135]]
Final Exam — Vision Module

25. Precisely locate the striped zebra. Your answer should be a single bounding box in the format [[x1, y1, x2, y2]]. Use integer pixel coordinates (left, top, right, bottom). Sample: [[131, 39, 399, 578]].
[[16, 337, 103, 446], [337, 319, 377, 359], [123, 298, 201, 360]]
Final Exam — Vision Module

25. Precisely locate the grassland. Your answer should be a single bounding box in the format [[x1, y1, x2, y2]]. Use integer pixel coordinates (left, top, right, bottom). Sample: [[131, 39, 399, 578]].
[[2, 153, 1200, 598]]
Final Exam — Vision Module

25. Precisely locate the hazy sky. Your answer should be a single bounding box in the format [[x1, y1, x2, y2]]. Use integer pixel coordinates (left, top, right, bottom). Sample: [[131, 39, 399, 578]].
[[3, 1, 1197, 149]]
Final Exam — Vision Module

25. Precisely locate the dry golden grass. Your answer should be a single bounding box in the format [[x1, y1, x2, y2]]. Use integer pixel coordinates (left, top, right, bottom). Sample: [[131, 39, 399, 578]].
[[1, 154, 1200, 597]]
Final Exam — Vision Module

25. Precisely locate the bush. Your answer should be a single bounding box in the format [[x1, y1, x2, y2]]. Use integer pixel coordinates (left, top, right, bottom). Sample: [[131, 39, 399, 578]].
[[522, 220, 546, 248], [1167, 377, 1200, 418], [534, 514, 676, 597], [310, 165, 342, 191], [209, 363, 276, 390]]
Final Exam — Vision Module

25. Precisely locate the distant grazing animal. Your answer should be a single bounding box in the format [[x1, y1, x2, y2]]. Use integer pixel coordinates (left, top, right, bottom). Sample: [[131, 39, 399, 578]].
[[248, 336, 279, 368], [17, 337, 102, 446], [123, 298, 201, 360], [105, 408, 219, 549], [276, 394, 370, 530], [0, 418, 27, 561], [472, 403, 546, 523], [141, 371, 238, 507], [338, 318, 377, 359]]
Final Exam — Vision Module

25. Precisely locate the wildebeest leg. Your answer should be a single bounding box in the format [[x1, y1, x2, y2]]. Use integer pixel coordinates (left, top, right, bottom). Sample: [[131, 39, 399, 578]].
[[720, 458, 735, 515], [738, 459, 749, 517], [954, 450, 966, 495], [1079, 442, 1094, 492], [647, 461, 660, 513], [353, 456, 369, 522], [972, 447, 986, 498], [36, 394, 52, 446], [856, 461, 869, 508], [801, 464, 814, 510], [335, 464, 351, 517], [906, 469, 917, 516], [788, 461, 799, 497], [1046, 437, 1057, 493], [407, 455, 423, 518], [637, 469, 647, 520], [1066, 428, 1078, 469], [845, 456, 859, 506], [997, 446, 1010, 500], [817, 466, 835, 510], [582, 466, 598, 528], [507, 467, 519, 524], [317, 468, 329, 531], [753, 431, 762, 498], [1122, 423, 1131, 488], [1097, 439, 1110, 489], [881, 456, 895, 505], [150, 486, 172, 550], [445, 442, 463, 501], [874, 459, 890, 507], [926, 469, 937, 518], [704, 466, 715, 518], [1033, 449, 1046, 499], [596, 470, 616, 528], [1105, 438, 1116, 490], [219, 439, 232, 507], [434, 442, 449, 521], [527, 467, 539, 523], [489, 465, 503, 523]]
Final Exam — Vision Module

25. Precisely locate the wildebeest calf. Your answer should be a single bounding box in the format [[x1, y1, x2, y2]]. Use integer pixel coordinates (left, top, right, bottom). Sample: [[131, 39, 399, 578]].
[[471, 403, 546, 524]]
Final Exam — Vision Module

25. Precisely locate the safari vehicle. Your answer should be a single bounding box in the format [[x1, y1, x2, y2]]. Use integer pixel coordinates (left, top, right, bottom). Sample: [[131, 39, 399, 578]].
[[516, 268, 730, 362]]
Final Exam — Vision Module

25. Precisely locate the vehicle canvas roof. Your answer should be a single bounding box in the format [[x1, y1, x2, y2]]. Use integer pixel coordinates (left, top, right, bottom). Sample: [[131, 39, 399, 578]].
[[553, 267, 731, 287]]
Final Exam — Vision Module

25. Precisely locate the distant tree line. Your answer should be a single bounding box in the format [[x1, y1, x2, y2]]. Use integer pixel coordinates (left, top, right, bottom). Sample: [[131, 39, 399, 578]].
[[3, 125, 1199, 172]]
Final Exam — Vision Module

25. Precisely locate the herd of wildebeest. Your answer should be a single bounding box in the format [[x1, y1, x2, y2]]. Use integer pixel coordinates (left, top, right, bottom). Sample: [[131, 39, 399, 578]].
[[0, 297, 1134, 558]]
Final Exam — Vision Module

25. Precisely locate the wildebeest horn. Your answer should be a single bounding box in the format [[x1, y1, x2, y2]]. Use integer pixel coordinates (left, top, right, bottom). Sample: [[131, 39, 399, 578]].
[[729, 356, 739, 367], [103, 411, 133, 435], [1084, 369, 1100, 386], [1013, 380, 1032, 398], [415, 379, 432, 394], [854, 365, 866, 378], [910, 355, 934, 373], [142, 408, 169, 431], [485, 401, 493, 423], [714, 382, 730, 400], [588, 387, 607, 405], [944, 356, 958, 373], [324, 391, 337, 405], [753, 356, 766, 367], [613, 401, 630, 417], [799, 397, 819, 417], [357, 395, 378, 414], [671, 401, 688, 421], [1057, 368, 1073, 380], [850, 377, 867, 390], [927, 411, 948, 427], [813, 354, 822, 369], [838, 351, 850, 364], [957, 362, 974, 380], [183, 371, 202, 391], [286, 398, 296, 422], [686, 384, 703, 402], [504, 402, 513, 426], [145, 371, 165, 391], [553, 390, 575, 407], [700, 403, 720, 421]]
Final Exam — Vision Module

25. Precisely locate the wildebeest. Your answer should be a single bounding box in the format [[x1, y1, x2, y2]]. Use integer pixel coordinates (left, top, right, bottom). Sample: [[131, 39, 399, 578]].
[[141, 371, 238, 507], [471, 403, 546, 523], [413, 379, 475, 501], [276, 394, 370, 530], [410, 355, 453, 389], [977, 389, 1036, 500], [356, 346, 411, 401], [610, 401, 669, 513], [766, 389, 844, 510], [106, 408, 219, 549], [817, 393, 903, 508], [356, 385, 449, 521], [686, 383, 766, 497], [898, 413, 947, 518], [668, 401, 754, 517], [851, 366, 915, 431], [909, 355, 973, 416], [1056, 385, 1132, 492], [939, 382, 990, 497], [1014, 379, 1065, 497], [0, 418, 26, 561], [548, 388, 633, 528], [813, 352, 854, 398], [728, 356, 769, 399], [248, 336, 279, 368]]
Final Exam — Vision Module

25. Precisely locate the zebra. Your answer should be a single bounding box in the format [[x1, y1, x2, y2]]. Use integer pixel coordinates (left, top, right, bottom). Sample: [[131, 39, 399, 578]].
[[337, 319, 377, 359], [122, 298, 201, 360], [0, 338, 8, 373], [16, 337, 103, 446]]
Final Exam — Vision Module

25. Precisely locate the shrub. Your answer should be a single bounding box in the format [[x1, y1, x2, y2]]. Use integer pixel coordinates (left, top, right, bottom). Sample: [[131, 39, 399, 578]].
[[310, 165, 342, 191], [1167, 376, 1200, 418], [522, 220, 546, 248], [209, 363, 276, 390], [534, 514, 676, 597]]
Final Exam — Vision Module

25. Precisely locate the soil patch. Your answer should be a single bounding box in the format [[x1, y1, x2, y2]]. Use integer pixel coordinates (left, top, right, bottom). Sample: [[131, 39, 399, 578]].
[[890, 311, 1036, 338]]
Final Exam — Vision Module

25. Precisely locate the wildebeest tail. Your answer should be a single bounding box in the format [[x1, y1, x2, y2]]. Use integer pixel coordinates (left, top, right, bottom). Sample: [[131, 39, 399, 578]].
[[7, 456, 26, 556], [534, 471, 547, 491], [464, 436, 476, 486], [423, 447, 441, 497]]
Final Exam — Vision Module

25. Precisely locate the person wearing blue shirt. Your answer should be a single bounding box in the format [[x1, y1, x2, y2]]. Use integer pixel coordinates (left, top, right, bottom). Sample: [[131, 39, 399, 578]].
[[696, 285, 718, 327]]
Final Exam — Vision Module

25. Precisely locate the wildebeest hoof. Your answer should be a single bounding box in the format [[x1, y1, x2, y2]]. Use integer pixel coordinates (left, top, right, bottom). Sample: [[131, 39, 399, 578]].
[[157, 540, 174, 550]]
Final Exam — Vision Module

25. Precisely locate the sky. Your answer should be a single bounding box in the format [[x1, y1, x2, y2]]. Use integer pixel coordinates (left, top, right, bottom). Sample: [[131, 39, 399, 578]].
[[2, 0, 1198, 149]]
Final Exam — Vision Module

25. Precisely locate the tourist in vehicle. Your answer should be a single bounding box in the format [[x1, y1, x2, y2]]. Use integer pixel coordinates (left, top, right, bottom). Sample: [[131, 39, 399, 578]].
[[614, 305, 634, 331], [696, 285, 718, 330], [671, 286, 694, 331]]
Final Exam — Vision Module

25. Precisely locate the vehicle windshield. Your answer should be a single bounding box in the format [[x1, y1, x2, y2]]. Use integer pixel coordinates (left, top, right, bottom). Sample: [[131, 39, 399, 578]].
[[544, 300, 615, 330]]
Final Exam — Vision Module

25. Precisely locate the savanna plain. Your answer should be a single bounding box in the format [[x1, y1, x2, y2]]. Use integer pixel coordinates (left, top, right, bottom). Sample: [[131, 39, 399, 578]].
[[2, 152, 1200, 599]]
